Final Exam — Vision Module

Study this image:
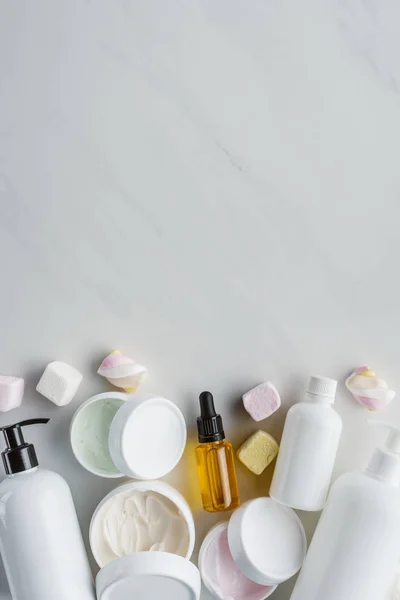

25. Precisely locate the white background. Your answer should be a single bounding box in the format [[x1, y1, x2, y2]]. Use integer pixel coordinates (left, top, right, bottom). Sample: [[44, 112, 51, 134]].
[[1, 1, 400, 598]]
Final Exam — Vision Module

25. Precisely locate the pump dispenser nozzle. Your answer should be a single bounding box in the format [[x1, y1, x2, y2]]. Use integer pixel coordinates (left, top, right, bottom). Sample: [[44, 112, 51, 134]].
[[366, 420, 400, 486], [368, 420, 400, 452], [0, 418, 50, 475]]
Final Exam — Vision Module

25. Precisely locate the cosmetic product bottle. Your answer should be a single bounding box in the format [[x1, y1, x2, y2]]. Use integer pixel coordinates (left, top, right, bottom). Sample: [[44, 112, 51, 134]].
[[290, 422, 400, 600], [0, 419, 95, 600], [196, 391, 240, 512], [270, 376, 342, 511]]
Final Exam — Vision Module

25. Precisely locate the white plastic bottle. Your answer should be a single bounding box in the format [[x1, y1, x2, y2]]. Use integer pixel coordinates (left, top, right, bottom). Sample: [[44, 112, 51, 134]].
[[270, 376, 342, 511], [0, 419, 96, 600], [290, 422, 400, 600]]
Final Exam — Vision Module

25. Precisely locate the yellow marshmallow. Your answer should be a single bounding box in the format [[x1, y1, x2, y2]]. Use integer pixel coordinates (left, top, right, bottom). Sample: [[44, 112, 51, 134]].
[[237, 430, 279, 475]]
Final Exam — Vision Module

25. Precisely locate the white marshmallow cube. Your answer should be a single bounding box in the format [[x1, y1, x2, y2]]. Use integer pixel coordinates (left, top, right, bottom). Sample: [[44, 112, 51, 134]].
[[0, 376, 24, 412], [37, 361, 82, 406]]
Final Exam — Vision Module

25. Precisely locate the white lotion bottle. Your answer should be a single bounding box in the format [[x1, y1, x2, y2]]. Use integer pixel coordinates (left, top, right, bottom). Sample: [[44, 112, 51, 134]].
[[270, 376, 342, 511], [0, 419, 96, 600], [290, 422, 400, 600]]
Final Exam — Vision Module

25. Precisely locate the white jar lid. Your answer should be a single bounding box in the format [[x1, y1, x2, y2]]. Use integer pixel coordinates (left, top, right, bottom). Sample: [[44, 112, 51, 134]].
[[227, 498, 307, 586], [109, 393, 187, 480], [96, 553, 201, 600]]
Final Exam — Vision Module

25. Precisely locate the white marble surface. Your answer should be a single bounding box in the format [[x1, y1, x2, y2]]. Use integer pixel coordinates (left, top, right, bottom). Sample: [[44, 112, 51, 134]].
[[1, 0, 400, 598]]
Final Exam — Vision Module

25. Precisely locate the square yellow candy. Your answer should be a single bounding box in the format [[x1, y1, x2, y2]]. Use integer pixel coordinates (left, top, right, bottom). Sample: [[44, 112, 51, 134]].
[[237, 430, 279, 475]]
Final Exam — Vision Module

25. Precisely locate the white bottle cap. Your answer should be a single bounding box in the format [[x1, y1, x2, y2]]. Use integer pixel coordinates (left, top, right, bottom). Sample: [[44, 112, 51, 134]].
[[96, 553, 201, 600], [306, 376, 337, 401]]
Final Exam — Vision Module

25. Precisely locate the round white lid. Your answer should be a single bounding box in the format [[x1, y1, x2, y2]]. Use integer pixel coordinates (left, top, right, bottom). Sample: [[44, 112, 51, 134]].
[[109, 393, 187, 480], [96, 553, 201, 600], [227, 498, 307, 586]]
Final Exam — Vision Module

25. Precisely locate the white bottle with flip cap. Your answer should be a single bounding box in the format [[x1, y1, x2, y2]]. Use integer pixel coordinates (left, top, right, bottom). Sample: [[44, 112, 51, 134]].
[[290, 421, 400, 600]]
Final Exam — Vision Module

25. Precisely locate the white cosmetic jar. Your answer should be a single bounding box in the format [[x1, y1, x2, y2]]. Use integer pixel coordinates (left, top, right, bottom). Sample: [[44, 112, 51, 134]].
[[199, 522, 277, 600], [199, 498, 307, 600], [70, 392, 187, 479], [90, 480, 196, 568]]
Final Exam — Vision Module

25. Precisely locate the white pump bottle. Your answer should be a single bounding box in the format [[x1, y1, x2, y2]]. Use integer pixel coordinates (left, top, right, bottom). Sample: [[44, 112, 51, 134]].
[[0, 419, 96, 600], [290, 421, 400, 600]]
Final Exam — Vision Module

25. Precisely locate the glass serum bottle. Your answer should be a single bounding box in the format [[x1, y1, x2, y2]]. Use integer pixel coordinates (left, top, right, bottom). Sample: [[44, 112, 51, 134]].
[[195, 391, 240, 512]]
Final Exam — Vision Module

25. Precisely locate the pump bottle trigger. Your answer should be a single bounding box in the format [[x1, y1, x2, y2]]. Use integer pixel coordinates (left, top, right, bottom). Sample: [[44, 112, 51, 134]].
[[0, 418, 50, 475], [367, 420, 400, 451]]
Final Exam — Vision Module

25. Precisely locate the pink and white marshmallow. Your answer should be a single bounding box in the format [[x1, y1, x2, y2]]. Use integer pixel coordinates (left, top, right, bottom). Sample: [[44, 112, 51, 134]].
[[345, 366, 395, 411], [242, 381, 281, 422], [97, 350, 148, 393], [0, 376, 24, 412]]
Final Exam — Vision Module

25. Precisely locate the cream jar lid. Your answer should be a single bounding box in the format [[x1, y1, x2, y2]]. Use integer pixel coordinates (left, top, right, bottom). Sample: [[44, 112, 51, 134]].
[[96, 553, 201, 600], [108, 393, 187, 479], [227, 498, 307, 586]]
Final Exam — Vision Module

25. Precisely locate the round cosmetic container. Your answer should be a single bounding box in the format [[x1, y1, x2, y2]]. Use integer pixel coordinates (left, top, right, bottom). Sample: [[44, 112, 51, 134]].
[[199, 522, 277, 600], [90, 480, 196, 566], [70, 392, 187, 479], [90, 480, 200, 600], [199, 497, 307, 600]]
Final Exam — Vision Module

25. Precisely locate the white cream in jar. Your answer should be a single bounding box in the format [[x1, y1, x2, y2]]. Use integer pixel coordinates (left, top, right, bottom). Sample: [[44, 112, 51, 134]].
[[90, 481, 195, 568]]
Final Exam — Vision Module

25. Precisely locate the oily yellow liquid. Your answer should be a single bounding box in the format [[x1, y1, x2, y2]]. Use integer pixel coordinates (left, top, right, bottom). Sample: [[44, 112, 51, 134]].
[[195, 440, 240, 512]]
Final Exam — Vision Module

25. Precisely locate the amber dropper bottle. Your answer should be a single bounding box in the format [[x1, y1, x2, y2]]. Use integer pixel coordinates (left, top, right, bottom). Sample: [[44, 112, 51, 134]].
[[195, 391, 240, 513]]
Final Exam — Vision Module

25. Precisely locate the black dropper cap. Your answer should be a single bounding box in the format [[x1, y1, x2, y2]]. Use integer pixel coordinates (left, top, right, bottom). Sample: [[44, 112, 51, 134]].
[[197, 391, 225, 443], [0, 418, 50, 475]]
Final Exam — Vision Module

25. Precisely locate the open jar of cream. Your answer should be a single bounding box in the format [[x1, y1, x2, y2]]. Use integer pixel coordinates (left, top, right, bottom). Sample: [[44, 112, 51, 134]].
[[199, 498, 307, 599], [199, 522, 277, 600], [90, 480, 200, 600], [90, 480, 196, 566], [70, 392, 187, 479]]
